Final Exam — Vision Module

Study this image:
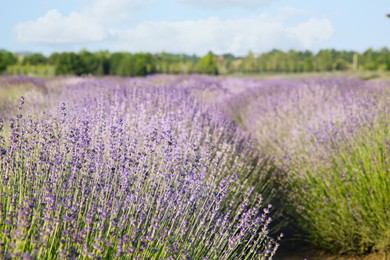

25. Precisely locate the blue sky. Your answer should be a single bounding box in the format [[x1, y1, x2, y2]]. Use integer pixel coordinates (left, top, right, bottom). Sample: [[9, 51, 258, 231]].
[[1, 0, 389, 56]]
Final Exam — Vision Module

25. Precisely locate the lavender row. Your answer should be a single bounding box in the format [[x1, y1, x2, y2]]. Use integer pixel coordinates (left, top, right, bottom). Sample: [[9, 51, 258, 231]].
[[219, 76, 389, 254], [0, 77, 279, 259]]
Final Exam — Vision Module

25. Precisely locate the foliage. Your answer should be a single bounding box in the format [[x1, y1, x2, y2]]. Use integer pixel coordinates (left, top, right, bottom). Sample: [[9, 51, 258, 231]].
[[1, 48, 390, 76], [198, 51, 219, 75], [115, 53, 156, 76], [22, 53, 47, 66], [155, 52, 197, 74], [54, 52, 84, 75], [0, 51, 17, 73]]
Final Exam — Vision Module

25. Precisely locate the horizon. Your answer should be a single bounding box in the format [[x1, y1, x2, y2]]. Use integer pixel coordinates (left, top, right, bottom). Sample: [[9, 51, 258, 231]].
[[1, 1, 390, 56], [3, 47, 390, 58]]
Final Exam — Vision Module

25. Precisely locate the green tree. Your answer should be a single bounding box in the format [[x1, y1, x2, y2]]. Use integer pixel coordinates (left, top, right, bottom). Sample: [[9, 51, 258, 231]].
[[241, 51, 258, 73], [23, 53, 47, 65], [115, 53, 156, 77], [110, 52, 126, 75], [300, 51, 314, 72], [133, 53, 156, 76], [197, 51, 219, 75], [78, 49, 100, 75], [48, 52, 60, 65], [54, 52, 83, 75], [315, 50, 334, 71], [376, 47, 390, 70], [94, 51, 111, 75], [361, 49, 377, 71], [0, 50, 17, 73], [334, 59, 349, 71], [116, 54, 135, 76]]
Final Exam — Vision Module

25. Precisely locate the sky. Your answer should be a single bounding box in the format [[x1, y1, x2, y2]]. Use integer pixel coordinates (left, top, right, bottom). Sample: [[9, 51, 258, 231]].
[[1, 0, 389, 56]]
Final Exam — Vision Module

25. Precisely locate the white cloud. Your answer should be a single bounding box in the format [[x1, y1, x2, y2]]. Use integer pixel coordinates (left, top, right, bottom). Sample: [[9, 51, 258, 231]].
[[13, 2, 334, 55], [14, 9, 107, 44], [290, 18, 334, 49], [86, 0, 153, 24], [13, 0, 152, 45], [115, 14, 334, 55], [176, 0, 277, 9]]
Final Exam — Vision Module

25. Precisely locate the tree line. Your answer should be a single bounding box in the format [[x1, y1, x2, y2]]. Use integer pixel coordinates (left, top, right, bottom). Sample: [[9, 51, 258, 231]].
[[1, 48, 390, 77]]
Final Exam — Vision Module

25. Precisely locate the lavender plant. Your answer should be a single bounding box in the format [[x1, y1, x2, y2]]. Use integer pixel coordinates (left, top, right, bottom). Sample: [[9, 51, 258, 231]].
[[0, 77, 279, 259], [226, 77, 390, 255], [287, 110, 390, 254]]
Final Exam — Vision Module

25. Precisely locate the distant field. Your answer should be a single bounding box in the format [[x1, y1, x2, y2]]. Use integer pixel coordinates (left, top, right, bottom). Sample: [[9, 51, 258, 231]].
[[230, 70, 390, 81], [0, 75, 389, 259]]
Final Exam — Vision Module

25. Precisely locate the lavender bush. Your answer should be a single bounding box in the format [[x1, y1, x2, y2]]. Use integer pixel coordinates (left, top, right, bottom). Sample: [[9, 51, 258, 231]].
[[225, 77, 390, 254], [286, 110, 390, 254], [0, 77, 279, 259]]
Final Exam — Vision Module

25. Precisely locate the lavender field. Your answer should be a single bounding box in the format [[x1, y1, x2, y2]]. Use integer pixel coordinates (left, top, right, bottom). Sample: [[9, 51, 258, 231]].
[[0, 75, 389, 259]]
